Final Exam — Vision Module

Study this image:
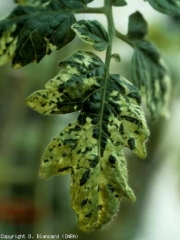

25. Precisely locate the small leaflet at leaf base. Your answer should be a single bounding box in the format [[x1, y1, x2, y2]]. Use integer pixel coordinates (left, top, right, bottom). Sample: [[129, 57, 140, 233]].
[[127, 11, 148, 41], [26, 50, 149, 232], [71, 20, 109, 51], [147, 0, 180, 16], [111, 53, 121, 62]]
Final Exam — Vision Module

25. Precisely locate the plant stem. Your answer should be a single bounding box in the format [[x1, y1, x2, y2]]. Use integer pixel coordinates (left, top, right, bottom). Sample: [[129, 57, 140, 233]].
[[115, 29, 134, 48], [97, 0, 115, 157], [104, 0, 114, 68]]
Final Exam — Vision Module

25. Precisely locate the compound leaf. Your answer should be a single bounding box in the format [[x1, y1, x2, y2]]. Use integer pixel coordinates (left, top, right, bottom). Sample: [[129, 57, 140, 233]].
[[72, 20, 109, 51], [128, 12, 171, 117], [26, 50, 149, 232], [147, 0, 180, 16], [0, 1, 85, 68]]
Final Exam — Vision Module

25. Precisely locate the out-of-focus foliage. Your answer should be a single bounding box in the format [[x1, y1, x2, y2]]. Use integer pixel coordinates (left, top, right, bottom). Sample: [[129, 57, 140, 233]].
[[128, 12, 171, 117]]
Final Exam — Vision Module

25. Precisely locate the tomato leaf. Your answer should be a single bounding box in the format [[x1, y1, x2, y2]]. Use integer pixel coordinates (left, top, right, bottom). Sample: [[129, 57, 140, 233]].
[[72, 20, 109, 51], [26, 50, 149, 231]]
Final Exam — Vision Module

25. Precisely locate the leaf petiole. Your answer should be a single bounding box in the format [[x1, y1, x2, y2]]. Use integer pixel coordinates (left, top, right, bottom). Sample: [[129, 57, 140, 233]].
[[115, 29, 134, 48]]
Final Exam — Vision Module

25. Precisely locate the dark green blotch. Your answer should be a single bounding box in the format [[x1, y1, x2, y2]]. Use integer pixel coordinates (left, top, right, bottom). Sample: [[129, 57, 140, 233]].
[[101, 133, 107, 150], [92, 128, 99, 139], [58, 166, 71, 172], [128, 138, 135, 150], [85, 211, 92, 218], [78, 112, 86, 125], [122, 116, 142, 127], [77, 149, 81, 154], [90, 156, 99, 168], [119, 124, 124, 134], [83, 92, 101, 114], [62, 153, 67, 157], [102, 122, 110, 137], [44, 159, 49, 163], [107, 184, 115, 192], [109, 74, 125, 94], [79, 169, 90, 186], [128, 91, 141, 104], [91, 116, 99, 125], [74, 125, 81, 131], [97, 204, 102, 210], [108, 155, 116, 164], [81, 198, 88, 207], [107, 100, 121, 115], [134, 130, 139, 135]]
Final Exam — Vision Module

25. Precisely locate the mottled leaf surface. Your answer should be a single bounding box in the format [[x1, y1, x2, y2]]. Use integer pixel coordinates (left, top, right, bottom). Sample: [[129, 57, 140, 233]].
[[0, 1, 85, 68], [26, 50, 149, 231], [128, 11, 171, 117], [72, 20, 109, 51], [111, 0, 127, 6], [147, 0, 180, 16]]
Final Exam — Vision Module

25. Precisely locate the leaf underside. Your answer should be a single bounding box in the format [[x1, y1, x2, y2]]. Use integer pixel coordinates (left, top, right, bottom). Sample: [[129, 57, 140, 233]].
[[128, 11, 171, 118], [0, 0, 89, 68], [26, 50, 149, 232]]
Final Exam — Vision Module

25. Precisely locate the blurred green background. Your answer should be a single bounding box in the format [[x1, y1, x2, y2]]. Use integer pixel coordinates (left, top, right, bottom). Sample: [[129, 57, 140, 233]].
[[0, 1, 180, 240]]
